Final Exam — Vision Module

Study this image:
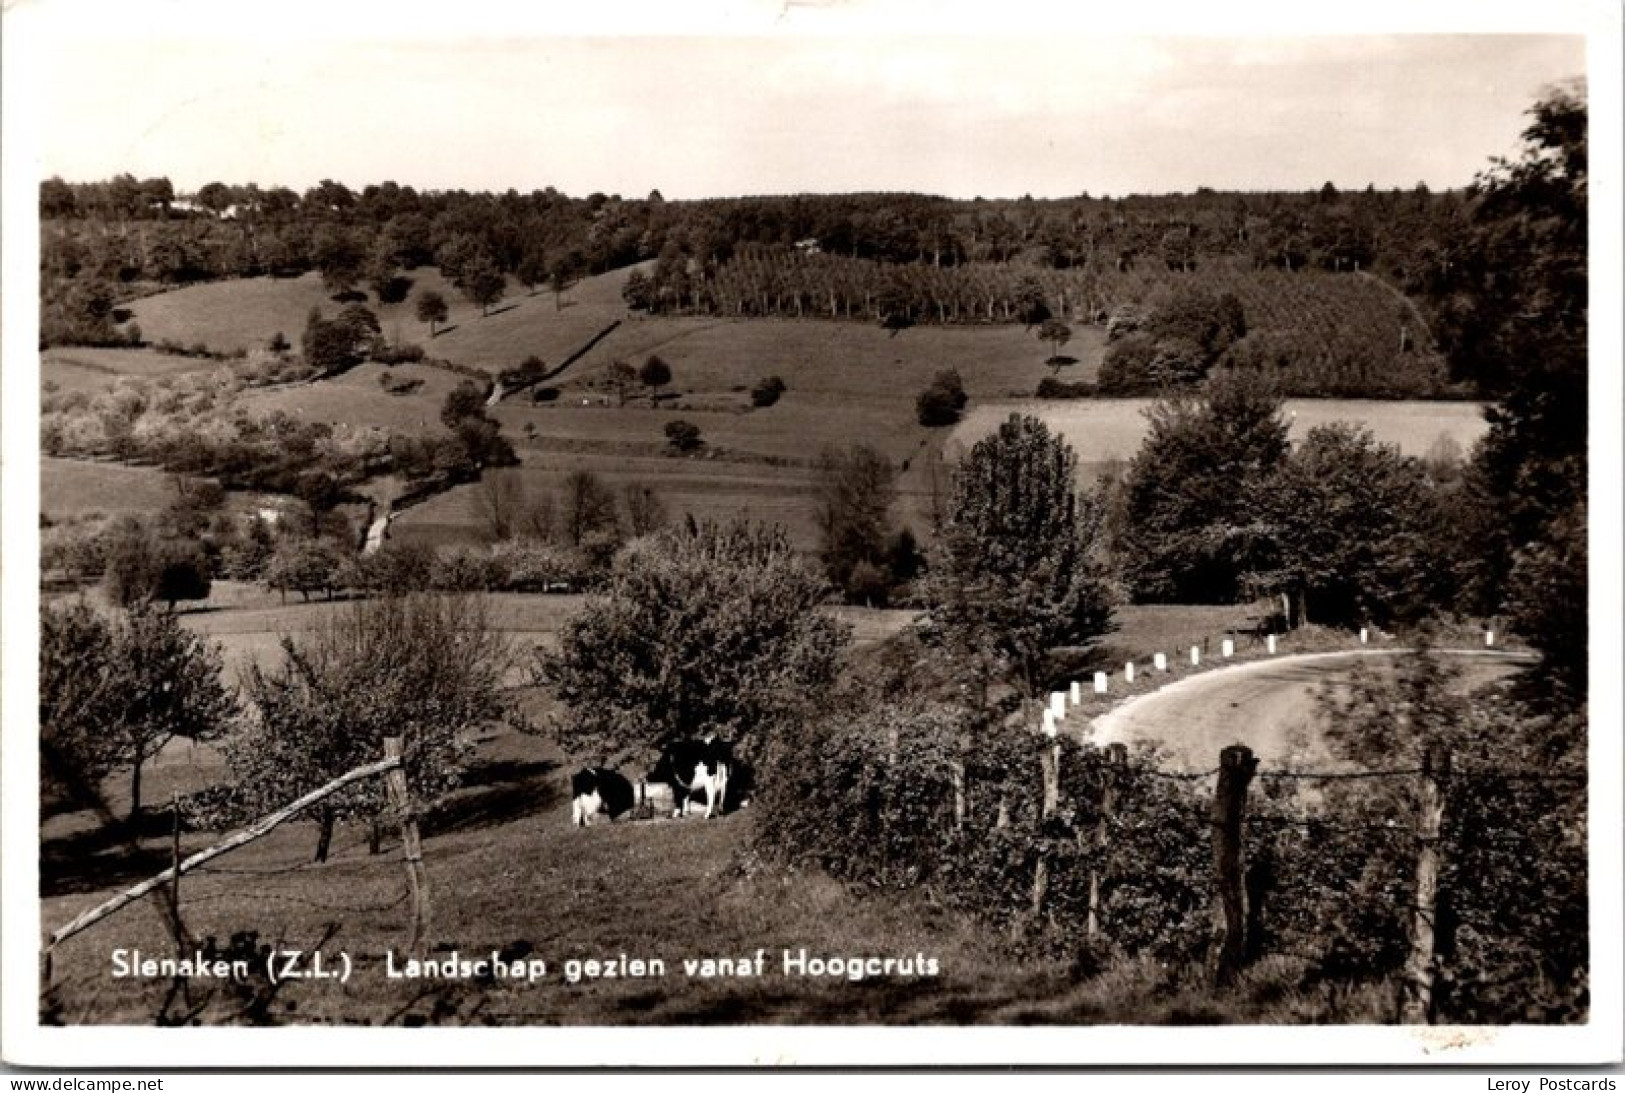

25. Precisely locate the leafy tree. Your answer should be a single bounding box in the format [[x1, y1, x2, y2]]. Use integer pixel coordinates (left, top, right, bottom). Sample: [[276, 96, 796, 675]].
[[1117, 369, 1290, 603], [664, 419, 703, 453], [228, 594, 519, 861], [441, 380, 490, 429], [154, 541, 212, 609], [302, 304, 380, 373], [922, 413, 1116, 700], [606, 360, 637, 406], [916, 368, 968, 427], [622, 269, 654, 311], [40, 602, 128, 814], [1038, 317, 1072, 372], [816, 445, 897, 602], [1441, 82, 1588, 697], [640, 355, 673, 405], [464, 259, 507, 316], [41, 601, 233, 820], [516, 249, 548, 296], [547, 253, 579, 311], [101, 517, 160, 608], [1246, 423, 1450, 628], [264, 537, 347, 603], [311, 226, 366, 296], [452, 415, 518, 470], [538, 520, 848, 759], [414, 289, 449, 337]]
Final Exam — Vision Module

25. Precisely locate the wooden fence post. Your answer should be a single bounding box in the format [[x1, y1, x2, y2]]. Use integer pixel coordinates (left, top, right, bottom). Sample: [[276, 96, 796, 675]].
[[1210, 744, 1258, 987], [384, 737, 431, 958], [1401, 743, 1450, 1024], [1031, 736, 1064, 920], [1087, 743, 1127, 938]]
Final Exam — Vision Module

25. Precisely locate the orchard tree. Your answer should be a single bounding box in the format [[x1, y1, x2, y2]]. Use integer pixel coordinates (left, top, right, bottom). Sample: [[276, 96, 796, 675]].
[[538, 519, 849, 759], [228, 594, 520, 861], [922, 413, 1116, 700], [41, 601, 233, 821], [264, 537, 347, 603], [414, 289, 449, 337]]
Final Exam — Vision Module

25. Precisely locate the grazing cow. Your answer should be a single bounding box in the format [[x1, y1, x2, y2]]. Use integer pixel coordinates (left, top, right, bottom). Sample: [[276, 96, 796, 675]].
[[648, 737, 733, 819], [570, 767, 635, 828]]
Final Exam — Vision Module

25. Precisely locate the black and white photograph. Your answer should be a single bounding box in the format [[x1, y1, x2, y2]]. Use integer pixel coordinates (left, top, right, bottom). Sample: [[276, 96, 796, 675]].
[[2, 0, 1620, 1070]]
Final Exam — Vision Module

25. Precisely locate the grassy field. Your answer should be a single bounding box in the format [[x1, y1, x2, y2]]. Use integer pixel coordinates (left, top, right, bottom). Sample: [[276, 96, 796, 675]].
[[238, 361, 472, 434], [113, 264, 1487, 553], [42, 708, 1390, 1027], [42, 347, 220, 399], [127, 266, 639, 370], [40, 457, 185, 519], [951, 397, 1490, 480], [176, 584, 919, 688]]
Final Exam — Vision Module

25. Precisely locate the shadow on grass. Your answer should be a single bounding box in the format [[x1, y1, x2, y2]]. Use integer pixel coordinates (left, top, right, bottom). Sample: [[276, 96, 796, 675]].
[[422, 757, 564, 838], [483, 304, 519, 319], [41, 807, 183, 899]]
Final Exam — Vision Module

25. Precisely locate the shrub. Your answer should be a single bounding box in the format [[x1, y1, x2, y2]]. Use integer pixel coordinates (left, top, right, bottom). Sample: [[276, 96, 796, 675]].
[[915, 368, 969, 427], [664, 419, 703, 453], [1036, 377, 1097, 399], [751, 375, 787, 408], [753, 706, 1211, 960], [374, 341, 426, 365]]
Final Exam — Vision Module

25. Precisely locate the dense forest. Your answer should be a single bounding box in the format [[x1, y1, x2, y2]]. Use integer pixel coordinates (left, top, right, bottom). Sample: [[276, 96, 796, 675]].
[[42, 175, 1498, 396]]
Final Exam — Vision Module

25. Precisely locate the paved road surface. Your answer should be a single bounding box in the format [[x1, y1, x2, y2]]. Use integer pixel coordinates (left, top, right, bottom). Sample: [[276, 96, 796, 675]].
[[1086, 648, 1534, 772]]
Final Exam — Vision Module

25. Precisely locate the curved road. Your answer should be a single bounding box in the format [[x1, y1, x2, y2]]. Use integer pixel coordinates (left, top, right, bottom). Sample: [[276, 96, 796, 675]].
[[1086, 648, 1535, 772]]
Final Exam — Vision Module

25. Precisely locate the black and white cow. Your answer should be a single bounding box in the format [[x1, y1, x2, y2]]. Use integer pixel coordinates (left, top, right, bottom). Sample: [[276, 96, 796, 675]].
[[570, 767, 635, 828], [647, 737, 733, 819]]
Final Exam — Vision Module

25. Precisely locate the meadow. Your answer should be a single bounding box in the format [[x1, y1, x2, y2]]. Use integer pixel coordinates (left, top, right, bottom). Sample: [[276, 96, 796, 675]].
[[950, 397, 1490, 479]]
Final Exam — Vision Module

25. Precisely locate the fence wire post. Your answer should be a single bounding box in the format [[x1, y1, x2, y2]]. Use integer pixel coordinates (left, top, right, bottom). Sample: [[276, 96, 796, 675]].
[[1087, 742, 1128, 939], [384, 737, 431, 958], [1210, 744, 1258, 987], [1401, 743, 1451, 1024]]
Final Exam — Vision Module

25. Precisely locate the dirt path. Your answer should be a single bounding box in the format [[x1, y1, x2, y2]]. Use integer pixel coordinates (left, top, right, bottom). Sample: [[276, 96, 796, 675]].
[[1086, 648, 1534, 772]]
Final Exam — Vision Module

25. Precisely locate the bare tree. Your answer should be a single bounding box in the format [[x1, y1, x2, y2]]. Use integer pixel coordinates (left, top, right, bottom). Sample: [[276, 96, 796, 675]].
[[474, 470, 526, 542]]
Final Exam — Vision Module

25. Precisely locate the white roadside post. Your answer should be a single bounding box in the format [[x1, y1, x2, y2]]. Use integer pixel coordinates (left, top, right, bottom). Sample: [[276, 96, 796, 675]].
[[1069, 680, 1082, 706], [1093, 671, 1108, 695], [1042, 708, 1057, 737], [1050, 692, 1067, 720], [1221, 638, 1234, 658], [1124, 661, 1135, 684], [1360, 627, 1369, 645], [1485, 629, 1495, 648], [1153, 652, 1167, 672], [1191, 645, 1201, 667], [1267, 634, 1277, 655]]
